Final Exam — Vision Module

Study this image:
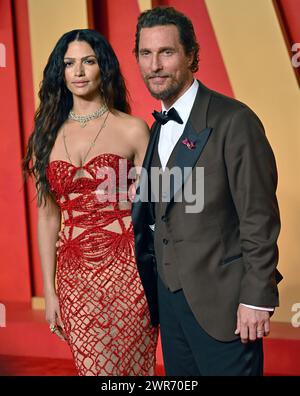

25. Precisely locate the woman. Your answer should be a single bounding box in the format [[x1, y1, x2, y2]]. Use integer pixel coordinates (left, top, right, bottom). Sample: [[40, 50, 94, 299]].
[[23, 29, 158, 376]]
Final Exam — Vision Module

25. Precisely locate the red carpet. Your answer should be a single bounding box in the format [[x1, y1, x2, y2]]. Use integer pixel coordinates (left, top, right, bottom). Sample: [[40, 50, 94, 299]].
[[0, 355, 165, 376], [0, 302, 299, 376], [0, 355, 77, 376]]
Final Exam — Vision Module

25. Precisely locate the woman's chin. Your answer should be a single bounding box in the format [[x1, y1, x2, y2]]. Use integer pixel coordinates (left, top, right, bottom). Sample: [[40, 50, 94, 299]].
[[72, 90, 99, 100]]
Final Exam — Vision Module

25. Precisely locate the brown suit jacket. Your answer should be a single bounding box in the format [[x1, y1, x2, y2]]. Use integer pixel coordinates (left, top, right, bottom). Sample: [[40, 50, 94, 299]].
[[131, 81, 282, 341]]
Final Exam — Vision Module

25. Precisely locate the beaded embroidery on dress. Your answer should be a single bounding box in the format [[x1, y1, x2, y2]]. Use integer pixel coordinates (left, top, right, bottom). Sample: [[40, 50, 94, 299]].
[[46, 153, 158, 376]]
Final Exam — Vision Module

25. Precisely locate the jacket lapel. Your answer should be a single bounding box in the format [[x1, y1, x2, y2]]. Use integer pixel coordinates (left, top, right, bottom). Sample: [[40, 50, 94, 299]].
[[165, 80, 213, 214], [141, 121, 161, 173], [168, 124, 212, 207], [131, 121, 160, 225]]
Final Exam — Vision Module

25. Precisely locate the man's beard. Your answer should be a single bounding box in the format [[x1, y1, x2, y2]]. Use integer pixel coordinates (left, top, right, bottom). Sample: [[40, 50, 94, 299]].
[[145, 76, 185, 102]]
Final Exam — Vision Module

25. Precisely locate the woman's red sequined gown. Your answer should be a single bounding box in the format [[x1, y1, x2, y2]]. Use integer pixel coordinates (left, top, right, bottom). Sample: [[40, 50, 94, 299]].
[[46, 153, 158, 376]]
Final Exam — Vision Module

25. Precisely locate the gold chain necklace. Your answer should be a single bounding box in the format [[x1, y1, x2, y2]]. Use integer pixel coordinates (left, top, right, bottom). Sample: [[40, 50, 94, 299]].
[[68, 104, 108, 128], [63, 111, 110, 168]]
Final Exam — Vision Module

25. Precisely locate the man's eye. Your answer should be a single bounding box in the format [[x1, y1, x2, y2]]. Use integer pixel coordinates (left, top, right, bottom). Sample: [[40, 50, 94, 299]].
[[140, 51, 150, 56], [164, 50, 173, 55]]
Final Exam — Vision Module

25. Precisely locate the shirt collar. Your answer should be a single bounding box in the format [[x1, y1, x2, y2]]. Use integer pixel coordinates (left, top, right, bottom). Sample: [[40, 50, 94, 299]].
[[161, 79, 199, 124]]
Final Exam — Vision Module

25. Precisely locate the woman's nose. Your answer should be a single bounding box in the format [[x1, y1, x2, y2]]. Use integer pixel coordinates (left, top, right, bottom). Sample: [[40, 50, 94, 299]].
[[74, 62, 84, 76]]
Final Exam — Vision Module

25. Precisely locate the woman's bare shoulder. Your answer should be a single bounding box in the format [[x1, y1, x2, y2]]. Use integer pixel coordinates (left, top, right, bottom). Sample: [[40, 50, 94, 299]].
[[114, 111, 150, 139]]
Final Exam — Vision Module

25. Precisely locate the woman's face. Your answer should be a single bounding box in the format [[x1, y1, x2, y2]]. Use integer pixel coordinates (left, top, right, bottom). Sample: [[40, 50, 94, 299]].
[[64, 40, 101, 99]]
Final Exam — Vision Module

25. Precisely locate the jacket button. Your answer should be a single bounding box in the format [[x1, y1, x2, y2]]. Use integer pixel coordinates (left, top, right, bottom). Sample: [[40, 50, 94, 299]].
[[163, 238, 169, 245], [164, 262, 171, 266]]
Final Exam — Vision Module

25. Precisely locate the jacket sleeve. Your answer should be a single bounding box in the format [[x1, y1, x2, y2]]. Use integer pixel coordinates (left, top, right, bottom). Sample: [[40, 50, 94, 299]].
[[224, 106, 282, 307]]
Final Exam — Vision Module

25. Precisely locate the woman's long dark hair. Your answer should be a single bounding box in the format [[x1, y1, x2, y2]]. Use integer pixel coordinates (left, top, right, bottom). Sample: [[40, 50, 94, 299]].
[[23, 29, 131, 206]]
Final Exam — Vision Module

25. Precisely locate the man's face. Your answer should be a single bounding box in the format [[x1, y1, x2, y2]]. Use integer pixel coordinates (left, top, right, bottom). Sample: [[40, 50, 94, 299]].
[[138, 25, 194, 107]]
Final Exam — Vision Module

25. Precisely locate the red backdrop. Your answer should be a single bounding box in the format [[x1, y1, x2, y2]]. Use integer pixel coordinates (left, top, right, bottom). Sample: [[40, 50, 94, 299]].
[[0, 0, 34, 301]]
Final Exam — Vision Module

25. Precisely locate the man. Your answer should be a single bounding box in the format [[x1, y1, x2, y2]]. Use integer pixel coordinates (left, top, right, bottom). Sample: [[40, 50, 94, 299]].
[[131, 7, 282, 376]]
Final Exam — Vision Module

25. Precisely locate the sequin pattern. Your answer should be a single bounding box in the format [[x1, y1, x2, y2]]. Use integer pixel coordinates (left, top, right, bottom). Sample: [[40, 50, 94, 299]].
[[46, 153, 158, 376]]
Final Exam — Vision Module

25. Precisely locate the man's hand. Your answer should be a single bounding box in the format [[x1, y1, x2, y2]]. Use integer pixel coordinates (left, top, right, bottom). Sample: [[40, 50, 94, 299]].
[[235, 304, 270, 343]]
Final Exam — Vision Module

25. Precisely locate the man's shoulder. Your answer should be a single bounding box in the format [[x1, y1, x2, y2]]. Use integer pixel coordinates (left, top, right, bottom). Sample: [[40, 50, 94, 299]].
[[199, 84, 268, 143], [201, 82, 261, 123]]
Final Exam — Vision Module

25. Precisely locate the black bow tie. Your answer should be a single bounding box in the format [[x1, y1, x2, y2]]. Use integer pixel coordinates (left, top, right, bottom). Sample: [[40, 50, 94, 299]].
[[152, 107, 183, 125]]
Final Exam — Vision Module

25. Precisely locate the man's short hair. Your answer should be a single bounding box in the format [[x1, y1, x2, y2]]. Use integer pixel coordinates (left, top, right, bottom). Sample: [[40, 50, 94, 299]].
[[134, 6, 199, 73]]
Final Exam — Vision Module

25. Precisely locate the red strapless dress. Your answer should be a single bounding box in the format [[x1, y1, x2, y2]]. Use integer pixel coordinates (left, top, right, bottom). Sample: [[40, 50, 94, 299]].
[[46, 153, 158, 376]]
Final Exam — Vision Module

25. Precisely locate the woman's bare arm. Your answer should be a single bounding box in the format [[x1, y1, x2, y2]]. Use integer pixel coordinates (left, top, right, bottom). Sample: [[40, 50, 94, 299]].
[[37, 193, 66, 340], [37, 194, 61, 295]]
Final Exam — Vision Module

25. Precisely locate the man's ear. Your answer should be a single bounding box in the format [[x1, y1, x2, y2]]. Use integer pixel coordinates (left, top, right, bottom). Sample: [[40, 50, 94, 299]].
[[187, 51, 194, 69]]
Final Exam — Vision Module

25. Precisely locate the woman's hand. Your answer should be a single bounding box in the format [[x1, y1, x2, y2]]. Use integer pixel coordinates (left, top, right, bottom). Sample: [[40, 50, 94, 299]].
[[45, 291, 68, 342]]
